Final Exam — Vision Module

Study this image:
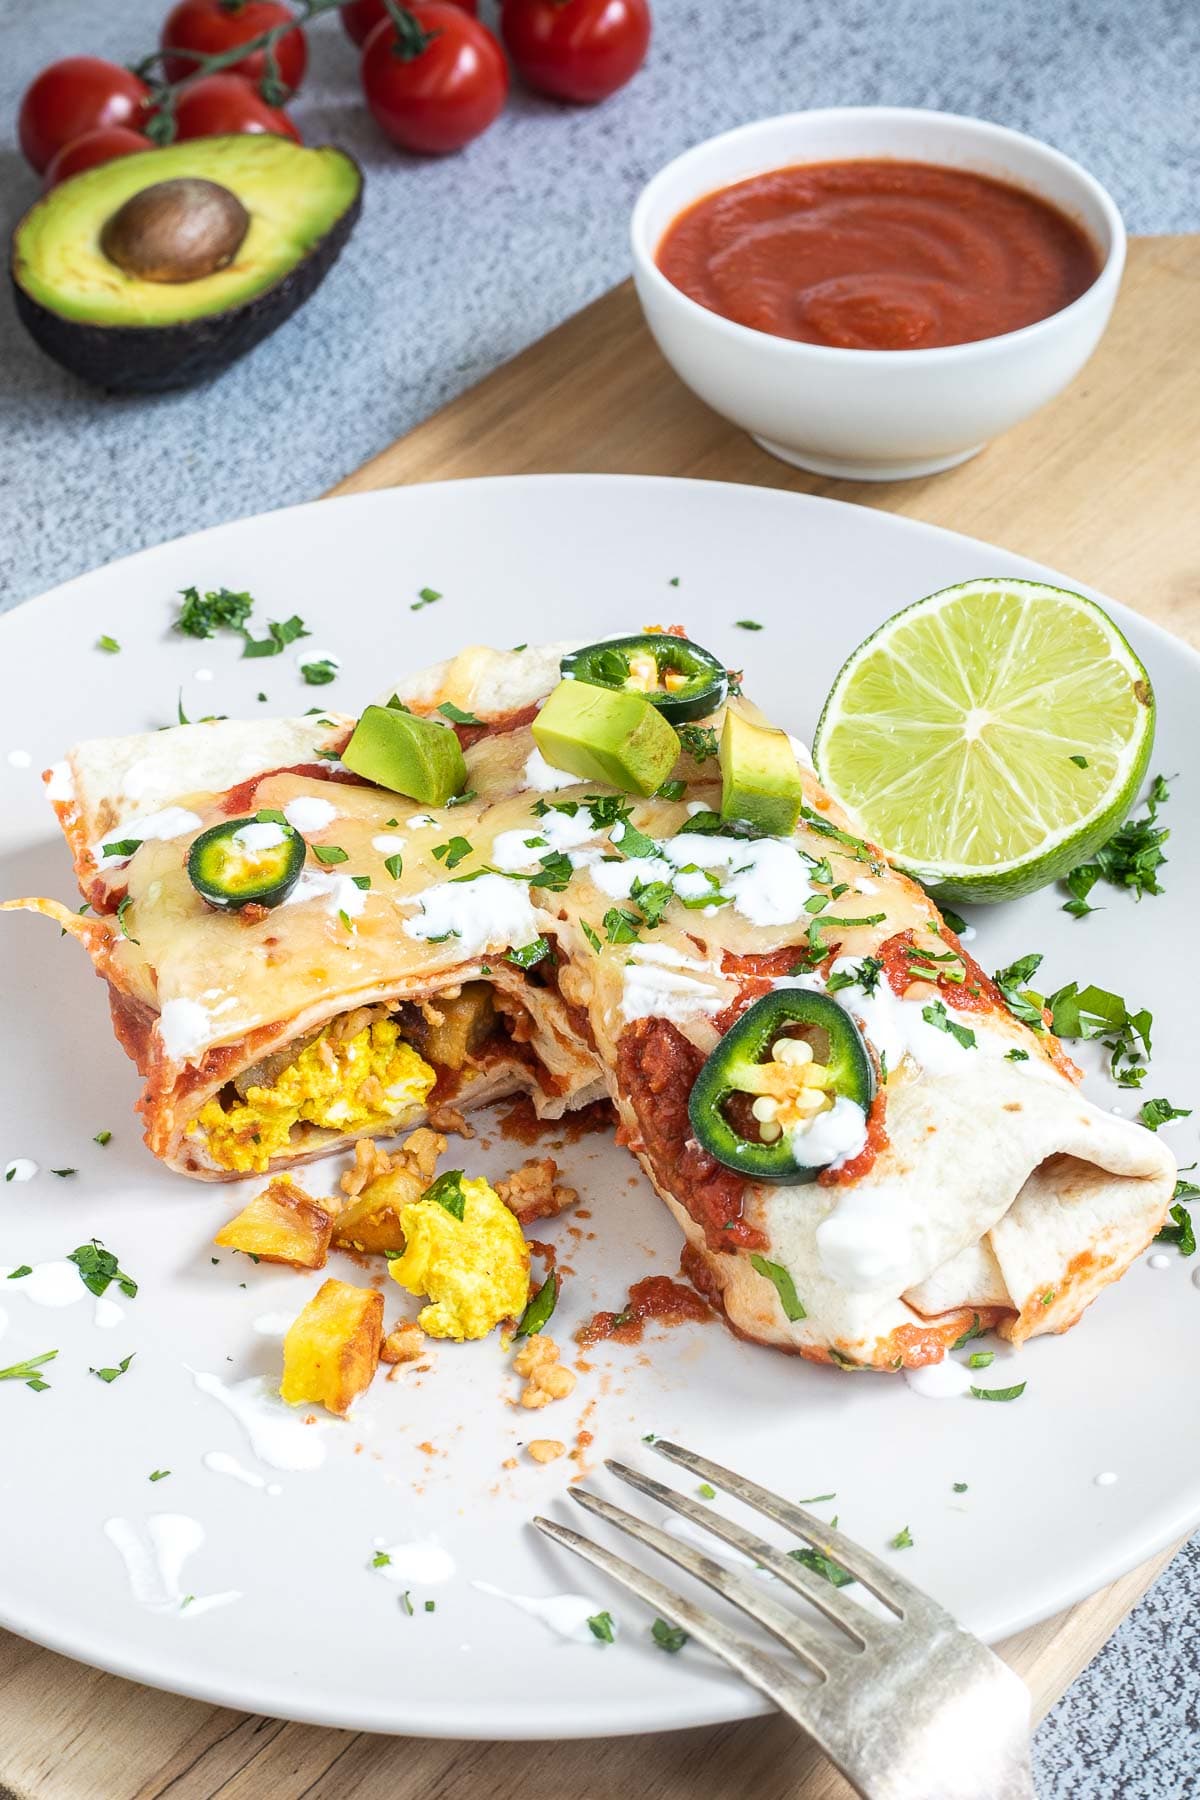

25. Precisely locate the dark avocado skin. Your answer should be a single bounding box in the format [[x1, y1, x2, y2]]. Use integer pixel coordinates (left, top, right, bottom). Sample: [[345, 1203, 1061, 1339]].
[[12, 161, 362, 395]]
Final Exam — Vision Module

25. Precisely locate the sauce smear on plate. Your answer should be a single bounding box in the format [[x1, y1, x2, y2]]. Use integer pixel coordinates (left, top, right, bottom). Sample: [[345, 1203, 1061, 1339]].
[[656, 160, 1100, 350]]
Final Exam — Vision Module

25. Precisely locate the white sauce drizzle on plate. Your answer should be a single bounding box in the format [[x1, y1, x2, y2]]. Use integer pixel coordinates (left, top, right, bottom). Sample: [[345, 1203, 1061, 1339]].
[[7, 749, 32, 769], [472, 1581, 603, 1642], [1094, 1471, 1119, 1487], [104, 1514, 241, 1616], [403, 874, 539, 957], [372, 1537, 457, 1584], [4, 1158, 38, 1183], [0, 1261, 86, 1308], [191, 1370, 327, 1471], [905, 1359, 973, 1399], [252, 1311, 294, 1338], [203, 1450, 282, 1495]]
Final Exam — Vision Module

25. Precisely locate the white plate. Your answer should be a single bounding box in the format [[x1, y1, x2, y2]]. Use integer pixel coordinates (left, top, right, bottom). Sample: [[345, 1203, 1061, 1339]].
[[1, 475, 1196, 1741]]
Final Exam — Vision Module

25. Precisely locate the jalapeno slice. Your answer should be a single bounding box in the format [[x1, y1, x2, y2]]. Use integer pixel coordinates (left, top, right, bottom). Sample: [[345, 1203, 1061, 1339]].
[[688, 991, 875, 1184], [561, 635, 727, 724], [187, 814, 307, 911]]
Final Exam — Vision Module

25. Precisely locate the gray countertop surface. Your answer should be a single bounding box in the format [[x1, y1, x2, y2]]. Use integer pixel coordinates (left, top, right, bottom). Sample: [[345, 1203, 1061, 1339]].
[[2, 1, 1199, 1791]]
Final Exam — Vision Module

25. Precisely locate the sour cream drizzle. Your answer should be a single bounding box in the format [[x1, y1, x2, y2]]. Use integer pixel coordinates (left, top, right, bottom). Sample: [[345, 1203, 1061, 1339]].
[[472, 1581, 604, 1643], [104, 1514, 241, 1615], [191, 1370, 327, 1471], [372, 1537, 457, 1584], [203, 1450, 282, 1495]]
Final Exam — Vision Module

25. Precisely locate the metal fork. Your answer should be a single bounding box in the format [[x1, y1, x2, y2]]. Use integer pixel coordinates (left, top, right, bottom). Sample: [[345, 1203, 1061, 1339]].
[[533, 1440, 1034, 1800]]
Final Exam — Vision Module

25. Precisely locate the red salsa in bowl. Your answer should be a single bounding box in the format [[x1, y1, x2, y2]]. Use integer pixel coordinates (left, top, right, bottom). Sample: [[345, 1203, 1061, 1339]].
[[655, 159, 1101, 352]]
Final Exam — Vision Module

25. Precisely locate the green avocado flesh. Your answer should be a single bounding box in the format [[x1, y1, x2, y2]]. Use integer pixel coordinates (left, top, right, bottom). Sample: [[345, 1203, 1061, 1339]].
[[342, 705, 468, 807], [15, 136, 360, 327], [720, 709, 804, 835], [532, 680, 680, 797]]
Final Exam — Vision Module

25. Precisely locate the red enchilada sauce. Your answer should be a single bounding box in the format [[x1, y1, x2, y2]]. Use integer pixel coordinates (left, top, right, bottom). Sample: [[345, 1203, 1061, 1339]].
[[656, 160, 1100, 351]]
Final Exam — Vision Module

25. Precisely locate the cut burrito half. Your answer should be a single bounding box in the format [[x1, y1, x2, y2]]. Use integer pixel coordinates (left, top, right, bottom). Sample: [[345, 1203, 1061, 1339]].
[[6, 633, 1174, 1374], [5, 652, 604, 1179]]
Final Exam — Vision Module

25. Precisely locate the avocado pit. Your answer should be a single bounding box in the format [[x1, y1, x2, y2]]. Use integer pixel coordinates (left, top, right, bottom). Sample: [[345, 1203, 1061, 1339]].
[[100, 177, 250, 283]]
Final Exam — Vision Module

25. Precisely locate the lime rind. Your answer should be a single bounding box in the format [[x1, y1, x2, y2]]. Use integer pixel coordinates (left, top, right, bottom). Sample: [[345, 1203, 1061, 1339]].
[[811, 579, 1155, 903]]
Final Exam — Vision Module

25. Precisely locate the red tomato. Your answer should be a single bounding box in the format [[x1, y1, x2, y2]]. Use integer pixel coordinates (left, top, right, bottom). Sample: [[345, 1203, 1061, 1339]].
[[18, 57, 152, 175], [168, 73, 301, 141], [501, 0, 650, 103], [160, 0, 308, 93], [341, 0, 476, 49], [360, 4, 507, 155], [43, 126, 152, 190]]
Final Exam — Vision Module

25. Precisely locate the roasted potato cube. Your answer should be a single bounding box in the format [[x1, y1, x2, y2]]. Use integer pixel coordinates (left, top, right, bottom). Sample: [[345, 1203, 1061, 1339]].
[[401, 983, 496, 1070], [213, 1175, 335, 1270], [333, 1127, 446, 1254], [280, 1278, 384, 1416]]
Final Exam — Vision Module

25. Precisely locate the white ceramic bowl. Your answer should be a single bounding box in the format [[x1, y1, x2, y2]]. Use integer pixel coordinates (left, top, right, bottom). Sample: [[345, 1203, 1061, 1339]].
[[630, 108, 1126, 480]]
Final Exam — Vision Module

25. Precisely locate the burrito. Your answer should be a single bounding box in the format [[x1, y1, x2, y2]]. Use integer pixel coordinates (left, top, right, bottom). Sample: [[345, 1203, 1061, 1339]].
[[7, 634, 1174, 1372]]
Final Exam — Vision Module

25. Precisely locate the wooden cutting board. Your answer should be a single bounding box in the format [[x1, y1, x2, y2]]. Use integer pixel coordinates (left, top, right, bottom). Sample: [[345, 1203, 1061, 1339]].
[[2, 235, 1195, 1800]]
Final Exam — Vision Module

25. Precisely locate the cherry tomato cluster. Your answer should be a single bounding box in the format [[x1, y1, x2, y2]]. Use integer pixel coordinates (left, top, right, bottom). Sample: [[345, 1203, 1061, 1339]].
[[18, 0, 652, 189]]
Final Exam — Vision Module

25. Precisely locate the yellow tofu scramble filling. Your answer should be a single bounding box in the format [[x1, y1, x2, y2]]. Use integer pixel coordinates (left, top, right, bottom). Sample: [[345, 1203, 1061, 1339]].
[[389, 1174, 530, 1341], [192, 1019, 437, 1173]]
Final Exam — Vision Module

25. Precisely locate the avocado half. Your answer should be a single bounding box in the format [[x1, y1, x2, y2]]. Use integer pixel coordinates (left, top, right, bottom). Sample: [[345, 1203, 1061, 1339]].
[[12, 136, 363, 393]]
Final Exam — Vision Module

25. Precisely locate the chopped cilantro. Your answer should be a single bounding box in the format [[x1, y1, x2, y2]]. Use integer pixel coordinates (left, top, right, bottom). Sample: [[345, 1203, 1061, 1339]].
[[424, 1600, 436, 1613], [1157, 1204, 1196, 1256], [338, 909, 354, 933], [67, 1239, 138, 1299], [0, 1349, 57, 1390], [241, 614, 311, 659], [300, 659, 338, 686], [50, 1168, 76, 1178], [175, 585, 254, 639], [384, 853, 404, 881], [1047, 981, 1152, 1086], [656, 779, 687, 801], [1062, 773, 1170, 915], [650, 1618, 689, 1652], [675, 723, 718, 763], [1006, 1048, 1030, 1062], [529, 851, 574, 893], [993, 953, 1046, 1030], [939, 906, 968, 933], [951, 1314, 985, 1350], [372, 1550, 392, 1568], [1138, 1097, 1191, 1131], [631, 878, 675, 929], [611, 818, 658, 860], [424, 1171, 467, 1220], [400, 1591, 414, 1615], [970, 1382, 1026, 1402], [412, 587, 442, 609], [432, 836, 473, 870], [515, 1270, 558, 1338], [437, 701, 481, 726], [351, 875, 371, 891], [697, 1483, 716, 1500], [921, 1000, 976, 1049], [953, 1482, 968, 1494], [968, 1351, 994, 1369], [789, 1546, 854, 1587], [888, 1526, 913, 1550], [749, 1253, 806, 1321], [90, 1353, 135, 1384], [587, 1611, 615, 1644], [603, 907, 641, 945], [312, 844, 349, 865], [7, 1266, 32, 1281], [115, 895, 139, 944], [734, 619, 763, 630], [97, 634, 120, 654], [797, 1492, 836, 1505], [507, 938, 551, 970], [149, 1469, 170, 1482], [581, 920, 602, 955], [1069, 754, 1089, 768]]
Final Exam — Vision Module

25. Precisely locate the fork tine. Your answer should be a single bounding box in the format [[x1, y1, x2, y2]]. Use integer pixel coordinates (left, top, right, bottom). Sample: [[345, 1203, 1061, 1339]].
[[567, 1483, 856, 1677], [603, 1458, 878, 1647], [651, 1441, 932, 1619], [532, 1514, 816, 1721]]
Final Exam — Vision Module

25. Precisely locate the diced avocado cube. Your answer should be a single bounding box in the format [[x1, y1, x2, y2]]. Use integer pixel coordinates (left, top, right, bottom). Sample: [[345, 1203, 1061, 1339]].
[[532, 680, 679, 797], [719, 710, 804, 835], [341, 705, 467, 806]]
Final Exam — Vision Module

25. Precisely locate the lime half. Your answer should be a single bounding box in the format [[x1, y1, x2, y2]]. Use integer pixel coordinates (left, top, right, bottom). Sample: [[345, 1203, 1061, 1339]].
[[811, 579, 1155, 903]]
